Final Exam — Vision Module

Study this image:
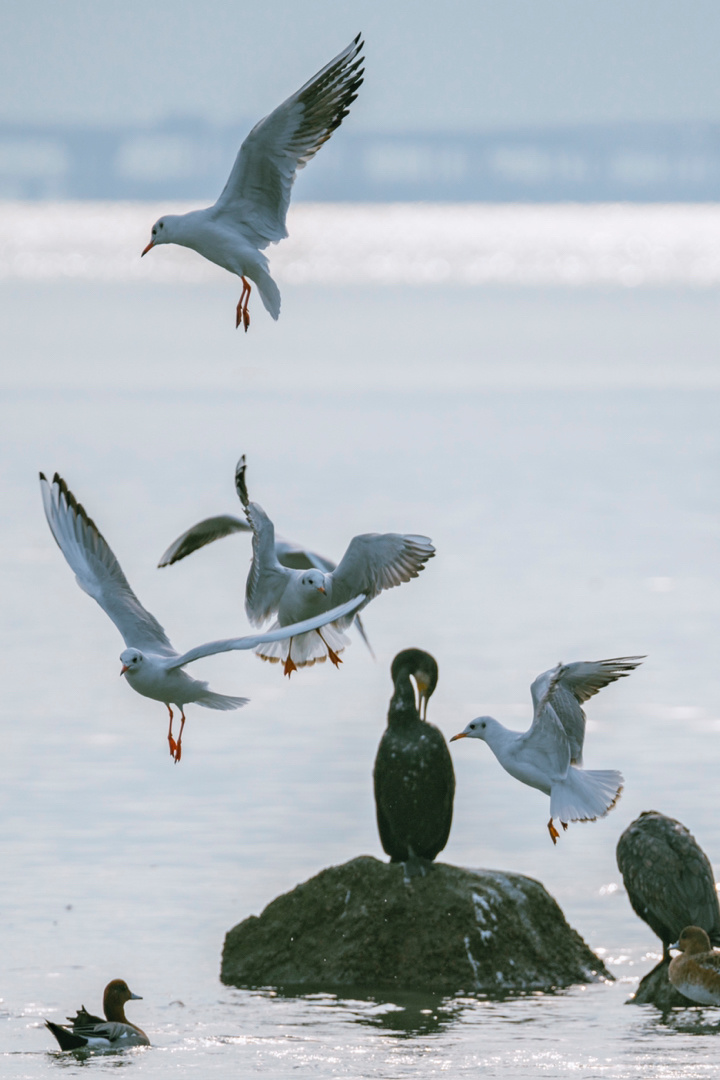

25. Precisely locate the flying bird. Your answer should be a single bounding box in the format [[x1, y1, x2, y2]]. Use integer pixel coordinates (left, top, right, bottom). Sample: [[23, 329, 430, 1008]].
[[40, 473, 364, 760], [45, 979, 149, 1052], [668, 927, 720, 1005], [234, 460, 435, 675], [141, 35, 364, 331], [451, 656, 643, 843], [157, 455, 373, 656], [373, 649, 455, 878], [616, 811, 720, 960]]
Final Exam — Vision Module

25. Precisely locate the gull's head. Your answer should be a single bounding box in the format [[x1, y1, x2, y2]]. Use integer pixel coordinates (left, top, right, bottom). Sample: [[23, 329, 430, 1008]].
[[142, 216, 173, 255], [299, 569, 327, 596], [120, 649, 144, 676], [450, 716, 494, 744]]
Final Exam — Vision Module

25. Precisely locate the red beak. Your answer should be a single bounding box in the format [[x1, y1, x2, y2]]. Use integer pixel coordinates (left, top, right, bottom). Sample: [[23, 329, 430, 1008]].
[[120, 664, 129, 675], [317, 586, 327, 595], [449, 732, 466, 742], [141, 240, 155, 257]]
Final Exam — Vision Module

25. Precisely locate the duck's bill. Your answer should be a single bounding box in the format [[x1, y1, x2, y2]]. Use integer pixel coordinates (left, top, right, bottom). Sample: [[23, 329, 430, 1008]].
[[129, 992, 142, 1000], [449, 732, 467, 742]]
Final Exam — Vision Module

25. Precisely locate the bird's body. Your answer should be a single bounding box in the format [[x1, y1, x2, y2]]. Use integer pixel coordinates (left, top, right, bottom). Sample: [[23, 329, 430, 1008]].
[[616, 812, 720, 960], [669, 926, 720, 1005], [235, 463, 434, 675], [451, 656, 643, 843], [45, 979, 149, 1052], [157, 457, 374, 657], [373, 650, 455, 876], [141, 36, 364, 330], [40, 472, 364, 759]]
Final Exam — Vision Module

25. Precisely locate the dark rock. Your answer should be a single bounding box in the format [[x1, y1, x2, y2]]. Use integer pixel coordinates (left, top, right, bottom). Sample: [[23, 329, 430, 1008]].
[[221, 856, 610, 994], [627, 959, 697, 1009]]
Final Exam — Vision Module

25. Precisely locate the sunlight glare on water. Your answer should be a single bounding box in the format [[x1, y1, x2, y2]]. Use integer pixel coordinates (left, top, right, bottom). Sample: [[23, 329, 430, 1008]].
[[1, 202, 720, 1077]]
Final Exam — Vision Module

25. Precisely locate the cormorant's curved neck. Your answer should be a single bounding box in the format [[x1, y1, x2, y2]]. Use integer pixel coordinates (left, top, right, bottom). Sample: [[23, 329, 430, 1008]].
[[388, 669, 421, 727]]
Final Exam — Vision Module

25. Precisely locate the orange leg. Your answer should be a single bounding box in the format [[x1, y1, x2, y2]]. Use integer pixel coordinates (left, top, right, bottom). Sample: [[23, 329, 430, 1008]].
[[173, 710, 186, 764], [235, 277, 252, 332], [283, 639, 297, 678], [166, 704, 178, 759], [547, 818, 560, 845], [316, 629, 343, 668]]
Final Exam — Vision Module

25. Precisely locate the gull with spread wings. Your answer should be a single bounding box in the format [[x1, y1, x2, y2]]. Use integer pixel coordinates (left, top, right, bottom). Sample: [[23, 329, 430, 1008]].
[[158, 455, 374, 657], [40, 473, 364, 761], [141, 35, 364, 331], [234, 460, 435, 676], [451, 656, 643, 843]]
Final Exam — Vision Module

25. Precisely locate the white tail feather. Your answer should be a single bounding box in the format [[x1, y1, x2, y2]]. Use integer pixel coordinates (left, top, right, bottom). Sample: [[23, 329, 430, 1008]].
[[550, 767, 623, 823], [253, 268, 281, 320], [195, 691, 249, 711], [255, 621, 350, 667]]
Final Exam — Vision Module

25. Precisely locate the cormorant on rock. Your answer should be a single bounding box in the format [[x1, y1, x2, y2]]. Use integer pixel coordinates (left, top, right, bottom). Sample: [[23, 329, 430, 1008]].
[[373, 649, 455, 877], [616, 811, 720, 960]]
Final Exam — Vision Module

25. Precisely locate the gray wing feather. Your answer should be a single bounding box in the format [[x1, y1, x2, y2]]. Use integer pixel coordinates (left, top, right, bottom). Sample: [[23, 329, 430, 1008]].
[[327, 533, 435, 625], [40, 473, 176, 657], [157, 515, 251, 567], [211, 36, 364, 248], [243, 501, 292, 625], [169, 594, 366, 668], [530, 656, 643, 765]]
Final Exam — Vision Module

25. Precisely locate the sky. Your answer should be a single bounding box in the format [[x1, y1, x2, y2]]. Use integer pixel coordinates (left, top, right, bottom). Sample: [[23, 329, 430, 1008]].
[[1, 0, 720, 131]]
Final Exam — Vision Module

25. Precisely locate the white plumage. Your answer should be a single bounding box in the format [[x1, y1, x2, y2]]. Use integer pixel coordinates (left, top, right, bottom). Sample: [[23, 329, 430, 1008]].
[[141, 35, 364, 330], [451, 656, 643, 843]]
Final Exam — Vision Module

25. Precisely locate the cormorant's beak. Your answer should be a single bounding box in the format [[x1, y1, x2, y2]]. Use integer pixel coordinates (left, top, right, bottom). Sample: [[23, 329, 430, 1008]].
[[317, 586, 327, 595], [415, 675, 429, 721], [120, 664, 129, 675], [449, 732, 466, 742], [141, 240, 155, 256]]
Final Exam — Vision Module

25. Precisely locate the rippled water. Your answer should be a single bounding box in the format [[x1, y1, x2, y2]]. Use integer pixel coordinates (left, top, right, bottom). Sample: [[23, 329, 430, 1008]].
[[2, 203, 720, 1077]]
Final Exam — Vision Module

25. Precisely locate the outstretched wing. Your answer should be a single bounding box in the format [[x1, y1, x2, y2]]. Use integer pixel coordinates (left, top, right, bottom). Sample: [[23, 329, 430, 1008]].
[[327, 533, 435, 626], [243, 501, 293, 625], [169, 594, 366, 668], [157, 515, 251, 567], [211, 35, 364, 247], [529, 656, 643, 765], [40, 473, 176, 657]]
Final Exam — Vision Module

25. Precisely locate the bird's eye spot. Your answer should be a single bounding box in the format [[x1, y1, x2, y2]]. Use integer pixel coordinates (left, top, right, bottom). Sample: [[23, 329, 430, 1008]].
[[159, 221, 164, 229], [152, 229, 156, 236]]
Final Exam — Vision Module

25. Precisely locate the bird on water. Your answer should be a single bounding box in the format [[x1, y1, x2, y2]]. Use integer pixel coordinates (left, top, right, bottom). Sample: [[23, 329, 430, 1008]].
[[45, 979, 149, 1051], [451, 656, 643, 843], [616, 811, 720, 960], [373, 649, 455, 878], [141, 36, 364, 331], [668, 926, 720, 1006]]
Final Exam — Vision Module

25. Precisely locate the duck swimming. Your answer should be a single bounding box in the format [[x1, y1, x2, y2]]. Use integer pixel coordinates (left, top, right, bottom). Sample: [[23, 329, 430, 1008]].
[[373, 649, 455, 877], [45, 979, 150, 1051], [669, 926, 720, 1005]]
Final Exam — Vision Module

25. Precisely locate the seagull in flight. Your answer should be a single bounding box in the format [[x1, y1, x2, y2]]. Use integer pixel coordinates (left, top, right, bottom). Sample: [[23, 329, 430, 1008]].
[[451, 656, 643, 843], [141, 35, 364, 332], [40, 473, 364, 761], [157, 455, 374, 657], [235, 459, 435, 676]]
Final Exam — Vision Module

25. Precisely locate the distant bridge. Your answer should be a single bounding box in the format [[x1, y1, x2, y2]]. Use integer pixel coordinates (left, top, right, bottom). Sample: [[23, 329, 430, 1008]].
[[0, 120, 719, 202]]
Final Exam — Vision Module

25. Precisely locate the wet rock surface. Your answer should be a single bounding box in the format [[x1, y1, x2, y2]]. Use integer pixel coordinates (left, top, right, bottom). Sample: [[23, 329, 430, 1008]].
[[221, 856, 610, 994], [628, 960, 697, 1009]]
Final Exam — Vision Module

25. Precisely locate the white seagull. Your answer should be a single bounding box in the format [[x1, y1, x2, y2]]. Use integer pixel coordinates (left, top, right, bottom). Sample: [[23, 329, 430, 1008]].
[[141, 35, 364, 331], [40, 473, 364, 761], [157, 455, 374, 657], [234, 462, 435, 676], [450, 656, 643, 843]]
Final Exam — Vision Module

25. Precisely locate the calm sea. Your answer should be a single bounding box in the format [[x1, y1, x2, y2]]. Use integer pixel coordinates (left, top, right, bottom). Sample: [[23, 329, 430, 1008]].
[[1, 203, 720, 1077]]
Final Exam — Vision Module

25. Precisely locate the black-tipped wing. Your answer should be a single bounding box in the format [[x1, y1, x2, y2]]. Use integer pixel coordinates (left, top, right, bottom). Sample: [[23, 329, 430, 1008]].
[[212, 35, 364, 247], [327, 533, 435, 626], [529, 656, 644, 766], [157, 515, 251, 567], [40, 473, 176, 657], [169, 595, 366, 668]]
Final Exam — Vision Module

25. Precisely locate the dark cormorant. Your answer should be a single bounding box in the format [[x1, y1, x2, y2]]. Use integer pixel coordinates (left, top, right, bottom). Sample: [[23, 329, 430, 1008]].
[[616, 811, 720, 960], [373, 649, 455, 877]]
